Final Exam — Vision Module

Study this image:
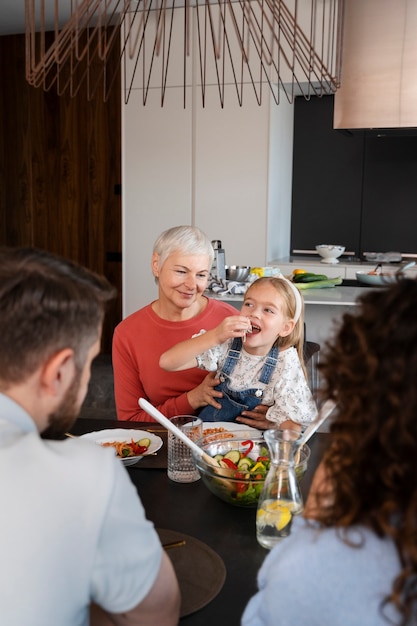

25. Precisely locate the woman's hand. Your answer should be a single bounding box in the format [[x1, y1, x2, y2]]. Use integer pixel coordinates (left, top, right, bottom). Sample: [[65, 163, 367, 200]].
[[186, 371, 223, 410], [214, 315, 252, 344], [235, 404, 271, 429]]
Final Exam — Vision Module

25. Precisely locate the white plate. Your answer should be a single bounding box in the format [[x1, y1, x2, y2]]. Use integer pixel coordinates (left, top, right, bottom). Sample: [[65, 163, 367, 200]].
[[80, 428, 163, 466], [355, 271, 397, 286], [202, 422, 261, 438]]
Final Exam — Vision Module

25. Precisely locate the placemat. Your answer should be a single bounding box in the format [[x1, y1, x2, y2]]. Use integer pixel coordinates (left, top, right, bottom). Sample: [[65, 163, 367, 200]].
[[157, 528, 226, 618]]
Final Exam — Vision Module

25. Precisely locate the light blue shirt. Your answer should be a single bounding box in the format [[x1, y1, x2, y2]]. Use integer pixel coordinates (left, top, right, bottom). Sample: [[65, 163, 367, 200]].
[[242, 515, 401, 626], [0, 393, 162, 625]]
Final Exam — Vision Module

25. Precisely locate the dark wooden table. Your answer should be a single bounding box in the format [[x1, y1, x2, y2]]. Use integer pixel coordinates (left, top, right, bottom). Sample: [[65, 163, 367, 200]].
[[71, 419, 330, 626]]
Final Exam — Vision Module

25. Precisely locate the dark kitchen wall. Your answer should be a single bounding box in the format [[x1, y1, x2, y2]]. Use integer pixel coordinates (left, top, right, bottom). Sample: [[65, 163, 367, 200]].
[[0, 32, 122, 352], [290, 95, 417, 258]]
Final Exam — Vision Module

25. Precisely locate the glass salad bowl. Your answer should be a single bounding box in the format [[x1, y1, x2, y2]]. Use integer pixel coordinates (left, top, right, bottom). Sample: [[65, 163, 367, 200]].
[[192, 431, 310, 508]]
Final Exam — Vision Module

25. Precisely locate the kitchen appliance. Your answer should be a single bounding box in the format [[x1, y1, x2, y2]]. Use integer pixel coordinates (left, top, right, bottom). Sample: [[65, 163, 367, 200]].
[[211, 240, 226, 281]]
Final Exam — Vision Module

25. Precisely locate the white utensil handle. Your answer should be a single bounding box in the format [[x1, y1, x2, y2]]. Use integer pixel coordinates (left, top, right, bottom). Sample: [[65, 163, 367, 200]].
[[299, 399, 336, 446], [139, 398, 211, 463]]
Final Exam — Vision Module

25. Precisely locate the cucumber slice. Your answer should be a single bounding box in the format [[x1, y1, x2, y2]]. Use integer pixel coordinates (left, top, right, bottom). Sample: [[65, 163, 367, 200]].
[[137, 438, 151, 448], [237, 458, 253, 471], [224, 449, 240, 464], [213, 454, 224, 466]]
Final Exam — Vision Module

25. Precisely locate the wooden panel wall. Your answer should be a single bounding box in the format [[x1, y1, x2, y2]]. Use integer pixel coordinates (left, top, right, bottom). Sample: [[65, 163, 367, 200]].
[[0, 32, 122, 353]]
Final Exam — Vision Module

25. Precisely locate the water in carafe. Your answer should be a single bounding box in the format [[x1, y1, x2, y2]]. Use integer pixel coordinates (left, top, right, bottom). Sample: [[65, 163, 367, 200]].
[[256, 429, 304, 549]]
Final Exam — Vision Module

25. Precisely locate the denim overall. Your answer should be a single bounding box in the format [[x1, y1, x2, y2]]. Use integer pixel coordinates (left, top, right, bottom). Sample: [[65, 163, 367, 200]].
[[199, 337, 278, 422]]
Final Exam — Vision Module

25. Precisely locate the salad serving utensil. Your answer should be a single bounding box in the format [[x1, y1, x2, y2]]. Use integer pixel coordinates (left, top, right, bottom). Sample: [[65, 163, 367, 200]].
[[138, 398, 219, 467], [294, 399, 336, 464]]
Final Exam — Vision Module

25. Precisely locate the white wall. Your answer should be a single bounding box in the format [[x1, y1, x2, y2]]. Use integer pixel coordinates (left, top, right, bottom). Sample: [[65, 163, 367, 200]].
[[267, 90, 294, 263], [122, 6, 294, 317], [122, 87, 194, 316]]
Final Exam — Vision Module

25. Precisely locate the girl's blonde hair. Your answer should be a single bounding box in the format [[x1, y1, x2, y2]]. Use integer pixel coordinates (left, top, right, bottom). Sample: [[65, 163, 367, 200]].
[[244, 276, 307, 378]]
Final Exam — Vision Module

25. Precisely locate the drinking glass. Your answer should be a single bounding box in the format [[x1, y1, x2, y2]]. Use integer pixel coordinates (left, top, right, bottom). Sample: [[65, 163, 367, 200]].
[[167, 416, 203, 483]]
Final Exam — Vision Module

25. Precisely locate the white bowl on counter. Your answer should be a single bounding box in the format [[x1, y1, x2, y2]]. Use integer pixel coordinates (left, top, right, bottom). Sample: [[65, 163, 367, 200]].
[[316, 245, 345, 264]]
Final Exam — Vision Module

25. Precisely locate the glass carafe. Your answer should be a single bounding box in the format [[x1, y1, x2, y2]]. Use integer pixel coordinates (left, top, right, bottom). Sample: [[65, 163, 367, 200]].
[[256, 429, 304, 549]]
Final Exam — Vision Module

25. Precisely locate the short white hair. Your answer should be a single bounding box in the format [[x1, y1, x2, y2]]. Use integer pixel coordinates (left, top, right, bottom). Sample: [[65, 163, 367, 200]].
[[153, 225, 214, 269]]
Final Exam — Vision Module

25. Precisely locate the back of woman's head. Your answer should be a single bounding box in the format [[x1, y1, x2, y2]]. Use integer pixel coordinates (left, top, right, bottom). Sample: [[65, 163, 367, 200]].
[[317, 278, 417, 621], [0, 247, 116, 386], [317, 279, 417, 618], [153, 225, 214, 268], [321, 278, 417, 471]]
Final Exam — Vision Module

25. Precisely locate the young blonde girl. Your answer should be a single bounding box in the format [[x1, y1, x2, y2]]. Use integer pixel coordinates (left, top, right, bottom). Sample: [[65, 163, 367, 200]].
[[160, 276, 317, 430]]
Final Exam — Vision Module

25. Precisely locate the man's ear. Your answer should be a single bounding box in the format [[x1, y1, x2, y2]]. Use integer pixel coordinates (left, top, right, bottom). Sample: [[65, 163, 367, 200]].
[[40, 348, 75, 397]]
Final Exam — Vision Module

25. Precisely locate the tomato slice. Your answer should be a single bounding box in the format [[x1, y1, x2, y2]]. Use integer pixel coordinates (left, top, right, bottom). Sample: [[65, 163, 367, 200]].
[[130, 439, 149, 455]]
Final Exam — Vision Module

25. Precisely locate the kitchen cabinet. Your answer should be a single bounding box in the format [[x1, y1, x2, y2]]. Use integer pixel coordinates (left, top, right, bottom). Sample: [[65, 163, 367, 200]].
[[361, 136, 417, 255], [290, 95, 364, 256], [291, 95, 417, 259]]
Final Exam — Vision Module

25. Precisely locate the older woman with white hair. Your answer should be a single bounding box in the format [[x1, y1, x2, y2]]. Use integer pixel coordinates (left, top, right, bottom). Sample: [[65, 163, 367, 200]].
[[113, 225, 239, 422]]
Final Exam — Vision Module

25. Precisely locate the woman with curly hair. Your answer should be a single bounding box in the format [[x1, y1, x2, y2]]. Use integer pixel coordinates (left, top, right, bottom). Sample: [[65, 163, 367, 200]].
[[242, 278, 417, 626]]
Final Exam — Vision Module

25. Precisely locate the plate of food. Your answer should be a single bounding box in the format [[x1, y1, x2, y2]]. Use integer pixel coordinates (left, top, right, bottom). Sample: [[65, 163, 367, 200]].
[[80, 428, 163, 466], [202, 421, 262, 443]]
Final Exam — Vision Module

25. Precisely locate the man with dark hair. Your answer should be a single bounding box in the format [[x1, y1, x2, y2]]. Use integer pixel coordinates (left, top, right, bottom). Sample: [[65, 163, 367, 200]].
[[0, 247, 180, 626]]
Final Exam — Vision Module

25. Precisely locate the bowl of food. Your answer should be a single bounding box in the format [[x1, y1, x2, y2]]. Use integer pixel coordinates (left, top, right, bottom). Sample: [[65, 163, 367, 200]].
[[315, 245, 345, 264], [192, 431, 310, 507], [225, 265, 251, 282], [355, 271, 397, 286]]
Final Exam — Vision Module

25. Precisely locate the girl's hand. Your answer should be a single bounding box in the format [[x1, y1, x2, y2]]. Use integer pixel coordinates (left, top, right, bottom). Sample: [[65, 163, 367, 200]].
[[186, 371, 223, 410]]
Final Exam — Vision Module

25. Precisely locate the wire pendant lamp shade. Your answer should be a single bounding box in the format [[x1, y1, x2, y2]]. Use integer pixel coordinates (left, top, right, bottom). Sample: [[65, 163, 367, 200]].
[[25, 0, 344, 106]]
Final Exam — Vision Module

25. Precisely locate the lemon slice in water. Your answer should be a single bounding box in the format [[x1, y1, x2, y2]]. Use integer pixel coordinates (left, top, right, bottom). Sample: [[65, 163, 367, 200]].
[[275, 505, 291, 530], [257, 501, 292, 530]]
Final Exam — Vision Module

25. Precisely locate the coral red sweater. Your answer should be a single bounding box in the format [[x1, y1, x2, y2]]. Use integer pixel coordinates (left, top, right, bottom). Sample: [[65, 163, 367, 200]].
[[112, 298, 237, 421]]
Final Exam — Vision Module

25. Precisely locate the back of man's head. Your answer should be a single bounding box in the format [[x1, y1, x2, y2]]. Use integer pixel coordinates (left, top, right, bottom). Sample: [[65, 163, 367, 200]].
[[0, 247, 116, 387]]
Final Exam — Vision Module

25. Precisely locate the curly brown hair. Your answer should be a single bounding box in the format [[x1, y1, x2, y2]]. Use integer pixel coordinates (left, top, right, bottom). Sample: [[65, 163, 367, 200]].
[[315, 278, 417, 624]]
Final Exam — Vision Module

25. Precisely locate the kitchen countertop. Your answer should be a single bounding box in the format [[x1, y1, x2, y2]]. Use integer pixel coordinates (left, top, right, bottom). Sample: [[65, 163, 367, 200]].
[[270, 255, 412, 268], [270, 256, 417, 281], [208, 285, 372, 307]]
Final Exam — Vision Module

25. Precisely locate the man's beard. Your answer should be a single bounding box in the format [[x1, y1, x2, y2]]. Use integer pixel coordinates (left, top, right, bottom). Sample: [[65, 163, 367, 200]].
[[41, 367, 83, 440]]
